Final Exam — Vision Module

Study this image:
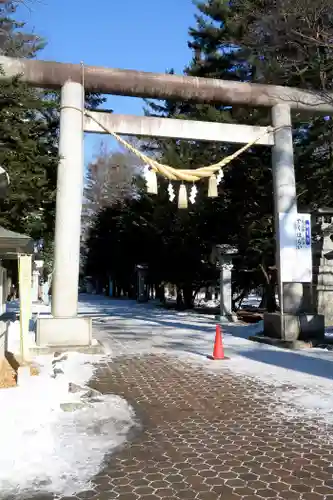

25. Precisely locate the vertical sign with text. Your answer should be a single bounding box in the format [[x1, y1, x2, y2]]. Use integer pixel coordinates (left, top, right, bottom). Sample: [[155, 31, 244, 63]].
[[279, 212, 312, 283]]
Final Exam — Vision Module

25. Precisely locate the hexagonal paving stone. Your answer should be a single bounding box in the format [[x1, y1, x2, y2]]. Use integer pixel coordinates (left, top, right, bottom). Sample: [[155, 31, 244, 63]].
[[256, 489, 278, 498], [16, 353, 333, 500]]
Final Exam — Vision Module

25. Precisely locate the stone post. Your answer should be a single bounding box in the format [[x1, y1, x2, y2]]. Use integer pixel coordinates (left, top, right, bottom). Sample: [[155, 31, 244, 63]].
[[271, 104, 303, 314], [36, 80, 92, 347], [263, 106, 324, 342], [136, 264, 148, 303], [2, 267, 6, 314], [52, 80, 84, 318], [216, 245, 238, 322], [0, 266, 4, 315], [31, 270, 39, 302], [312, 210, 333, 326]]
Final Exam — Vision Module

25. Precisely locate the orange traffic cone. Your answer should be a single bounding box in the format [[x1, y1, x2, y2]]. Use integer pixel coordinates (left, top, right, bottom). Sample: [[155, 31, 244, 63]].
[[208, 324, 229, 360]]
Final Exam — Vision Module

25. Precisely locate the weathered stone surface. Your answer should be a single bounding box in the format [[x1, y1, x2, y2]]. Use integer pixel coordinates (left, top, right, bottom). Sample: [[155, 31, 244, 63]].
[[313, 213, 333, 325]]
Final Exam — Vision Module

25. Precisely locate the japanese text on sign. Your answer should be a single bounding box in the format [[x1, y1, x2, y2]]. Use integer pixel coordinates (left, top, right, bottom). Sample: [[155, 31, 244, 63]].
[[296, 217, 311, 250], [279, 212, 312, 283]]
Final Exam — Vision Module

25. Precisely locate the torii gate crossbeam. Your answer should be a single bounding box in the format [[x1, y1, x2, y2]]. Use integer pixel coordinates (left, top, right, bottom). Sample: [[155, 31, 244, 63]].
[[0, 55, 332, 112]]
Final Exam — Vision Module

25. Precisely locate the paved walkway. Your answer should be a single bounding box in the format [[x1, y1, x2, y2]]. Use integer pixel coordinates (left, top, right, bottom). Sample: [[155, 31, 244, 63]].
[[82, 352, 333, 500], [13, 297, 333, 500]]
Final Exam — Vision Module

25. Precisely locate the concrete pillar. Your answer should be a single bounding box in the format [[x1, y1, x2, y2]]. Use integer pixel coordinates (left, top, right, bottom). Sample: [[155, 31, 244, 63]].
[[136, 264, 148, 303], [31, 270, 39, 302], [220, 262, 234, 319], [0, 267, 4, 315], [52, 81, 84, 318], [2, 268, 6, 313], [271, 104, 303, 313]]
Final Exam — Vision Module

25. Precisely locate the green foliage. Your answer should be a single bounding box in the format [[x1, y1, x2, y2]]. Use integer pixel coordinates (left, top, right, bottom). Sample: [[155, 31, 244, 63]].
[[0, 2, 106, 280], [86, 188, 218, 306], [0, 1, 46, 57], [0, 2, 57, 241], [86, 0, 333, 309]]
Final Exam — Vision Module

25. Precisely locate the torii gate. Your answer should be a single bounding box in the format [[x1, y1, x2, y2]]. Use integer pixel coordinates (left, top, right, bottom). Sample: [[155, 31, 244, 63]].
[[0, 56, 331, 345]]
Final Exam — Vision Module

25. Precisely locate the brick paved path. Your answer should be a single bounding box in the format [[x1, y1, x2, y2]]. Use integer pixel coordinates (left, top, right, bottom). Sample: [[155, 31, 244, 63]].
[[84, 354, 333, 500], [16, 354, 333, 500]]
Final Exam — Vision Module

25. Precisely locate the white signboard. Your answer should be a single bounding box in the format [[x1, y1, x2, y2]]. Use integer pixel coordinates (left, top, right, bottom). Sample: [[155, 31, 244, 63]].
[[279, 212, 312, 283]]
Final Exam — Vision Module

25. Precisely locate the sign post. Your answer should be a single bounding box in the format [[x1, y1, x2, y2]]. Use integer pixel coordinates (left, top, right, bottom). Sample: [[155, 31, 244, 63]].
[[279, 211, 312, 292], [18, 254, 32, 360]]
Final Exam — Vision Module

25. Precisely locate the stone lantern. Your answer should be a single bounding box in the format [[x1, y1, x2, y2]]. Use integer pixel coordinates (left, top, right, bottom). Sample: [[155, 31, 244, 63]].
[[215, 244, 238, 322], [312, 207, 333, 326], [136, 264, 149, 303]]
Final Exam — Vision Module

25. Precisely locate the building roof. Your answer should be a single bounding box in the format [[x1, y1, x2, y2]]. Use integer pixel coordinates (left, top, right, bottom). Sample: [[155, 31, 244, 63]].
[[0, 226, 34, 257]]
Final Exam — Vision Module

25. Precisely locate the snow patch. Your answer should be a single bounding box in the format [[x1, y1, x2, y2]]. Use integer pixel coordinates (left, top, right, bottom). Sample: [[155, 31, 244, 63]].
[[0, 351, 137, 498], [8, 293, 333, 465], [7, 320, 35, 354]]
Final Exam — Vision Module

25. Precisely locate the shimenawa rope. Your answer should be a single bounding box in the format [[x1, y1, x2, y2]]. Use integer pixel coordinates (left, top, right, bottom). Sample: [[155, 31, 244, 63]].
[[76, 63, 274, 206]]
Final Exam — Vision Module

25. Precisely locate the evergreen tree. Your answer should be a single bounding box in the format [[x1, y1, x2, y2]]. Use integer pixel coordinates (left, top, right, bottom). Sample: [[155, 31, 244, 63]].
[[140, 1, 275, 307], [187, 0, 333, 212], [0, 1, 45, 57], [0, 1, 105, 279], [87, 0, 333, 309], [0, 1, 57, 240], [144, 0, 333, 308]]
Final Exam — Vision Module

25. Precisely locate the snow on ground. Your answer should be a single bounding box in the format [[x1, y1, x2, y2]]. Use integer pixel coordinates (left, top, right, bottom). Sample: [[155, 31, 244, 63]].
[[75, 294, 333, 431], [325, 325, 333, 338], [171, 291, 263, 309], [3, 293, 333, 496], [241, 293, 263, 308], [6, 319, 36, 354], [167, 291, 280, 311], [0, 333, 137, 498], [195, 298, 220, 308]]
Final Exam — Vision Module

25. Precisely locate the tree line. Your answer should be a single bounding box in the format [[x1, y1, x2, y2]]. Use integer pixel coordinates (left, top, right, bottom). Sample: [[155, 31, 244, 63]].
[[85, 0, 333, 310], [0, 0, 103, 282], [2, 0, 332, 309]]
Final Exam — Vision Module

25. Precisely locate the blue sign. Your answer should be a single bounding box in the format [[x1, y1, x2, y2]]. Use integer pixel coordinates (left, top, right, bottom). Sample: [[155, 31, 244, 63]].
[[305, 219, 311, 247], [296, 216, 311, 250]]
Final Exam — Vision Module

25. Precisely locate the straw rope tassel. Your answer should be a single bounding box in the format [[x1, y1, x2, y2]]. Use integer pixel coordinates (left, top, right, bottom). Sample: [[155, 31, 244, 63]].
[[178, 184, 188, 209], [208, 174, 218, 197], [145, 167, 158, 194]]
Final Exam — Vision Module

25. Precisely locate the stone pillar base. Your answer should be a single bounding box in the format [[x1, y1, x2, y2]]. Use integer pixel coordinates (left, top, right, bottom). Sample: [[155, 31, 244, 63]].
[[317, 288, 333, 326], [36, 316, 92, 347], [220, 313, 238, 323], [263, 312, 324, 342]]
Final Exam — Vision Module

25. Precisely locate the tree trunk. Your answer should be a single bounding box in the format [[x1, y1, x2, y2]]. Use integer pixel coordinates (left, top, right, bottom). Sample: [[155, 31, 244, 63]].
[[259, 284, 276, 311], [156, 283, 165, 303], [176, 287, 184, 310], [114, 283, 120, 298], [183, 284, 194, 309], [259, 264, 277, 312], [232, 289, 248, 311]]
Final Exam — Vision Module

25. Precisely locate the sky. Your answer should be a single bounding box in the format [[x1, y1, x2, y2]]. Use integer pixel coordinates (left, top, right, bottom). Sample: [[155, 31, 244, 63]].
[[19, 0, 197, 165]]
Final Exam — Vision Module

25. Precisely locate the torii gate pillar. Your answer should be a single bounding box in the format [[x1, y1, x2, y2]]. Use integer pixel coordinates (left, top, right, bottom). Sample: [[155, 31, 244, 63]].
[[271, 104, 303, 313], [265, 104, 324, 342], [36, 81, 92, 347]]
